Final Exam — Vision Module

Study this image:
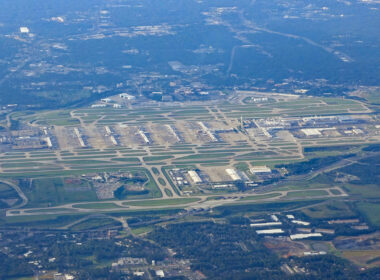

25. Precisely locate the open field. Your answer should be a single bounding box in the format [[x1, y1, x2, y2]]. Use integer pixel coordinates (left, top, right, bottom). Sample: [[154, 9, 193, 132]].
[[22, 177, 98, 208], [342, 250, 380, 268], [356, 202, 380, 227], [302, 200, 355, 219], [284, 190, 329, 199]]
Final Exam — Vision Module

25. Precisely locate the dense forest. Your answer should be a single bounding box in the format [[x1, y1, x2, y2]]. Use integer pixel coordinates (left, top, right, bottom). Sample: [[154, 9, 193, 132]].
[[148, 222, 380, 279]]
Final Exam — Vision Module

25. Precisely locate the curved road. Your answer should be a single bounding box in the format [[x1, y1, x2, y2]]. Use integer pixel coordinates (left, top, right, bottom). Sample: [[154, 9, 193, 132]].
[[0, 179, 28, 209], [5, 186, 347, 217]]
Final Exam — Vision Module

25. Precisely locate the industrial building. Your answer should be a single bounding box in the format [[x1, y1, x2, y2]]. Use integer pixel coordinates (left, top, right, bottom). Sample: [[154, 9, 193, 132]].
[[290, 233, 322, 240], [74, 127, 86, 147], [165, 124, 182, 142], [225, 168, 241, 181], [301, 128, 322, 136], [119, 93, 136, 100], [20, 27, 30, 33], [291, 220, 310, 226], [250, 166, 271, 174], [198, 121, 218, 142], [188, 170, 202, 184], [250, 222, 282, 227], [138, 129, 151, 144], [256, 229, 284, 235]]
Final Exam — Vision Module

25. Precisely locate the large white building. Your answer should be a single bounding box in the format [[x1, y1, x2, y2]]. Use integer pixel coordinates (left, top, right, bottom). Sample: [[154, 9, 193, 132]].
[[120, 93, 136, 100], [256, 229, 284, 235], [250, 222, 282, 227], [20, 27, 30, 33], [250, 166, 271, 174], [290, 233, 322, 240], [226, 168, 241, 181], [188, 170, 202, 184]]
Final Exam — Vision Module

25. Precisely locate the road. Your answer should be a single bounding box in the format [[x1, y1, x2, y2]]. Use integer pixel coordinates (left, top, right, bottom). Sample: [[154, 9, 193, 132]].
[[5, 186, 347, 217], [0, 179, 28, 209]]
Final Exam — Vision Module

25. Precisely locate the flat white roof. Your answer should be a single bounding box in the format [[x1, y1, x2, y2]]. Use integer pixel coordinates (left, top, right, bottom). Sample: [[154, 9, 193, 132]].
[[119, 93, 135, 99], [301, 128, 321, 136], [291, 220, 310, 226], [110, 136, 118, 145], [250, 166, 271, 173], [45, 137, 52, 147], [20, 27, 30, 33], [91, 104, 106, 108], [256, 229, 284, 234], [271, 214, 279, 222], [226, 168, 241, 181], [188, 170, 202, 184], [198, 121, 217, 142], [138, 130, 150, 144], [250, 222, 282, 227], [155, 270, 165, 277], [304, 251, 326, 256], [290, 233, 322, 240], [104, 126, 112, 134], [74, 127, 86, 147]]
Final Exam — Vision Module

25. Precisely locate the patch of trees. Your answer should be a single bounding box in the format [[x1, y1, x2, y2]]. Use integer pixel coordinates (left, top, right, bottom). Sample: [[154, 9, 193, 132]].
[[226, 216, 250, 225], [76, 268, 121, 280], [43, 237, 166, 266], [291, 255, 380, 279], [276, 154, 354, 176], [114, 186, 149, 199], [0, 252, 33, 278], [362, 144, 380, 152], [148, 222, 282, 279], [119, 175, 147, 185], [9, 118, 20, 130], [339, 156, 380, 185], [147, 221, 380, 279], [127, 216, 157, 227], [1, 231, 168, 277]]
